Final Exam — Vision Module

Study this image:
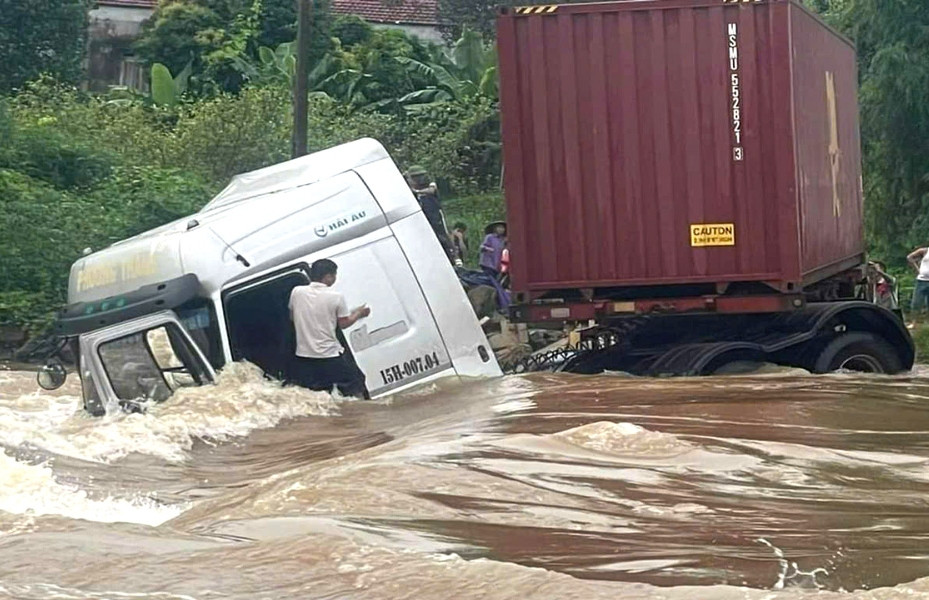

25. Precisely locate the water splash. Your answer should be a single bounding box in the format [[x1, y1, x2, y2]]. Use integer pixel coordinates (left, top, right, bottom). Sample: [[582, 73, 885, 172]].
[[758, 538, 830, 590], [0, 363, 338, 464], [553, 421, 695, 457], [0, 450, 182, 526]]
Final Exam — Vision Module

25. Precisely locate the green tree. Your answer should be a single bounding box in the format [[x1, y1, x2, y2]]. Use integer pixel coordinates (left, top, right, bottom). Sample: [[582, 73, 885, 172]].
[[300, 29, 433, 109], [231, 42, 297, 87], [398, 28, 497, 107], [331, 14, 373, 48], [257, 0, 332, 62], [257, 0, 295, 47], [437, 0, 501, 42], [0, 0, 91, 93], [135, 2, 223, 82], [0, 162, 212, 330], [136, 0, 332, 95]]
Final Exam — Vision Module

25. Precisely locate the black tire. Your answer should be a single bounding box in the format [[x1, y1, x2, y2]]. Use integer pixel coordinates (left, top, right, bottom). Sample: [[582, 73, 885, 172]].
[[710, 360, 767, 376], [705, 349, 767, 376], [557, 351, 606, 375], [812, 332, 903, 374]]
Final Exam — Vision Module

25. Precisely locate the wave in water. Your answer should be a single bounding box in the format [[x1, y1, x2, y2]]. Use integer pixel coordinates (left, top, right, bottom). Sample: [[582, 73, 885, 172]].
[[0, 450, 182, 526], [0, 363, 339, 464]]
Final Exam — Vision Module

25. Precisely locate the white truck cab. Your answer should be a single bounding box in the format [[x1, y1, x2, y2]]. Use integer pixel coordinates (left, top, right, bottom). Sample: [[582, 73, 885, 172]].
[[47, 139, 500, 415]]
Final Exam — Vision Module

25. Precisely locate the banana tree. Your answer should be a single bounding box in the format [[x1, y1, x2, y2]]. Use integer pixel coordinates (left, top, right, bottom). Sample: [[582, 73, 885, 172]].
[[231, 42, 297, 87], [150, 62, 191, 107], [395, 28, 498, 110], [106, 62, 191, 107]]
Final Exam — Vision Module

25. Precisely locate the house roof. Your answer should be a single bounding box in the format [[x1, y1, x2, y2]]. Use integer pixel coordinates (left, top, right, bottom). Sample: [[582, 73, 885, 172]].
[[331, 0, 439, 26], [93, 0, 439, 27], [95, 0, 157, 7]]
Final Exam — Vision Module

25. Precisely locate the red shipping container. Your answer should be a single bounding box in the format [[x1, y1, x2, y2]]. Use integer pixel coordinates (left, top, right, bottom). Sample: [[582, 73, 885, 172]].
[[497, 0, 864, 297]]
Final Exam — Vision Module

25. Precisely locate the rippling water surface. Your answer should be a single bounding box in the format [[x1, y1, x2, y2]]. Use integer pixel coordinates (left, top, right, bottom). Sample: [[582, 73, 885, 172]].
[[3, 363, 929, 599]]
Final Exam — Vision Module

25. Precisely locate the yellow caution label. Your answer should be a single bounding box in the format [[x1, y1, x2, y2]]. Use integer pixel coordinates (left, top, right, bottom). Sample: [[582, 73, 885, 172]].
[[514, 5, 558, 14], [690, 223, 735, 247]]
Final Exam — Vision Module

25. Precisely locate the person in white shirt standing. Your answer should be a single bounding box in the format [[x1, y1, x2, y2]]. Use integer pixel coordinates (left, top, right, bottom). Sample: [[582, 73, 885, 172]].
[[907, 246, 929, 313], [288, 259, 371, 397]]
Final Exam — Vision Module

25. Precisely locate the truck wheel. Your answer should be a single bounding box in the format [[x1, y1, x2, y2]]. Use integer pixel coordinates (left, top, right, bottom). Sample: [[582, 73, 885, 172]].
[[710, 360, 766, 375], [812, 332, 902, 374], [705, 349, 766, 375]]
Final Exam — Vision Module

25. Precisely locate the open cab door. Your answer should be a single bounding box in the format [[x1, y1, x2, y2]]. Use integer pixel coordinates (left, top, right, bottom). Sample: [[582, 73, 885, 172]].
[[222, 231, 457, 398], [78, 311, 215, 415]]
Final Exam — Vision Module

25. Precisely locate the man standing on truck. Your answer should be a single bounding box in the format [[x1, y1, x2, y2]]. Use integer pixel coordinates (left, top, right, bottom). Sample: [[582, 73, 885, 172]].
[[405, 166, 460, 266], [907, 246, 929, 312], [289, 259, 371, 398]]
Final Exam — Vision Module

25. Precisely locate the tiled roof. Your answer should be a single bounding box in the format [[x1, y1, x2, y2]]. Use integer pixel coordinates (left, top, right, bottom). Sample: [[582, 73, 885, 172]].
[[331, 0, 439, 26], [95, 0, 157, 7], [94, 0, 440, 26]]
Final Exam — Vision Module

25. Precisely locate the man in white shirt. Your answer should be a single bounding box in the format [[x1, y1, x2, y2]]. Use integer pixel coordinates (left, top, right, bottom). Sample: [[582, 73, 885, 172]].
[[288, 258, 371, 397], [907, 246, 929, 313]]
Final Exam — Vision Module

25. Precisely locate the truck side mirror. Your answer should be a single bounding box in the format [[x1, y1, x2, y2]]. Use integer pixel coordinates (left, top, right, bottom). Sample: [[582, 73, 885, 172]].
[[37, 360, 67, 391]]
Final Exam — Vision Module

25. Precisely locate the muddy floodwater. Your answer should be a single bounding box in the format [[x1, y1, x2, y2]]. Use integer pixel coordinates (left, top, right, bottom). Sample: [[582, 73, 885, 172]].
[[3, 363, 929, 599]]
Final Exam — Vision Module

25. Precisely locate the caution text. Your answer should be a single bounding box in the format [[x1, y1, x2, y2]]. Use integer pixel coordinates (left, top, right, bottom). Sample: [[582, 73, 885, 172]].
[[690, 223, 736, 247]]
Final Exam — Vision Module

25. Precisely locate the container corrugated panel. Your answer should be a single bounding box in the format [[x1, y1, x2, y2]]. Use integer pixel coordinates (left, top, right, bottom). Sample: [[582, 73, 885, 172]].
[[789, 5, 864, 282], [497, 0, 864, 296]]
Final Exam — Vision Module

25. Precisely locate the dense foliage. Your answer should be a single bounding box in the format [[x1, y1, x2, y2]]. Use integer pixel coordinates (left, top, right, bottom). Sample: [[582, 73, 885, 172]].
[[0, 91, 214, 331], [437, 0, 501, 42], [0, 0, 91, 93], [136, 0, 332, 95]]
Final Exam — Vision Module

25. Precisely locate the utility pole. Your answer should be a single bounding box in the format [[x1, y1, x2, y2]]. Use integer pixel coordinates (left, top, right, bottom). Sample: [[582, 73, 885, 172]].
[[292, 0, 311, 158]]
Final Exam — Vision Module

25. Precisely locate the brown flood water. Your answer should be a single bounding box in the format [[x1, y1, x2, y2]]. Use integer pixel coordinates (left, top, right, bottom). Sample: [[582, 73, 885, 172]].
[[2, 363, 929, 599]]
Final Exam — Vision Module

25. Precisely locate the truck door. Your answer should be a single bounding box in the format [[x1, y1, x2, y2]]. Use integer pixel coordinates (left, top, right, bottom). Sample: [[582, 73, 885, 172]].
[[79, 311, 215, 415], [222, 232, 455, 398], [223, 266, 310, 381], [327, 234, 454, 397]]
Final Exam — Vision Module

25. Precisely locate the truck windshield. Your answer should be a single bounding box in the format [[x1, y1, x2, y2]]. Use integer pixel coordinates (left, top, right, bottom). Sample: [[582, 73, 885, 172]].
[[97, 324, 207, 403]]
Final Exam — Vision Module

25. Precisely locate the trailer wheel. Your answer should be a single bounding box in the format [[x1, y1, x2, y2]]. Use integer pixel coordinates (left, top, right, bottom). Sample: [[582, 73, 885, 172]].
[[812, 332, 902, 374], [710, 360, 766, 376]]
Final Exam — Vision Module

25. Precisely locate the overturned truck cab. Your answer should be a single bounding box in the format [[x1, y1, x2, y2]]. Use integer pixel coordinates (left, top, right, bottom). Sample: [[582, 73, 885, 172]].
[[47, 139, 500, 415]]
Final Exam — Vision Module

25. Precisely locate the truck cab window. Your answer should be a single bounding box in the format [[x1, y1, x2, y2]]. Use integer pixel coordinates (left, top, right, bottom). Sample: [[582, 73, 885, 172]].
[[176, 301, 224, 370], [98, 324, 207, 403]]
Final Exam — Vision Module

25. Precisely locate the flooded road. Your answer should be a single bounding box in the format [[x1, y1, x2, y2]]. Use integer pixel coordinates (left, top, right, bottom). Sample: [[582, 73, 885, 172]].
[[3, 363, 929, 598]]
